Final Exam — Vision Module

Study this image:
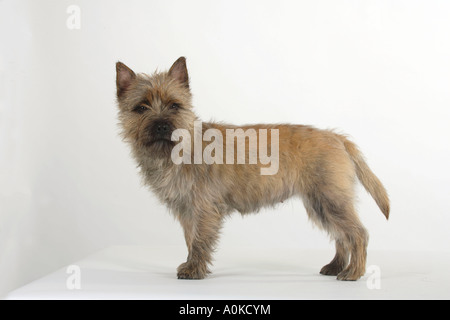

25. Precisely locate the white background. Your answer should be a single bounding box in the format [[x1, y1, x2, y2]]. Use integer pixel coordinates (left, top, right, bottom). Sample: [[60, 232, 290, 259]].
[[1, 0, 450, 296]]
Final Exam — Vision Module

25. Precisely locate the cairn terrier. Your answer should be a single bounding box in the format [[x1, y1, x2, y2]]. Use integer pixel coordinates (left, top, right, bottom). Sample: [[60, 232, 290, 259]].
[[115, 57, 389, 281]]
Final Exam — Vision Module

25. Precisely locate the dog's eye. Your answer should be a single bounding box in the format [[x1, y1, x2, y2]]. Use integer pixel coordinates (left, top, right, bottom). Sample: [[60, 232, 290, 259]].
[[133, 105, 147, 114], [170, 103, 180, 110]]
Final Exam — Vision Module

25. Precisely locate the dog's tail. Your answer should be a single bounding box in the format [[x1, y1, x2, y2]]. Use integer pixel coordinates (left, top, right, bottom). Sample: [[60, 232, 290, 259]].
[[342, 137, 390, 219]]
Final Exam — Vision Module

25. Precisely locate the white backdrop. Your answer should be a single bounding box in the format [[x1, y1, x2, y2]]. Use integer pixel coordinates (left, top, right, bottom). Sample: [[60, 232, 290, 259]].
[[1, 0, 450, 295]]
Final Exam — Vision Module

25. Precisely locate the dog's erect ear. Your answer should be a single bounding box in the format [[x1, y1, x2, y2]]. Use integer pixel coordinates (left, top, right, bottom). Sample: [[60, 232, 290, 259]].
[[168, 57, 189, 88], [116, 62, 136, 99]]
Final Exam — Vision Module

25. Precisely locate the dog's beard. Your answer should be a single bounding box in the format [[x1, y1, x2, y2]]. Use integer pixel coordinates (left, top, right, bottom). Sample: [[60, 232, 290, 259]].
[[144, 138, 175, 159]]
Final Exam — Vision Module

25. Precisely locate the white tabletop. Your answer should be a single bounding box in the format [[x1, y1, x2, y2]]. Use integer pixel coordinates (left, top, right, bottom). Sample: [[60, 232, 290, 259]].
[[5, 246, 450, 300]]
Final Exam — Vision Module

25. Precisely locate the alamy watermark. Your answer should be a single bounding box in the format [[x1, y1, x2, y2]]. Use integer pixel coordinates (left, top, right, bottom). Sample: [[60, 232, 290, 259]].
[[171, 121, 279, 175], [366, 265, 381, 290], [66, 265, 81, 290], [66, 5, 81, 30]]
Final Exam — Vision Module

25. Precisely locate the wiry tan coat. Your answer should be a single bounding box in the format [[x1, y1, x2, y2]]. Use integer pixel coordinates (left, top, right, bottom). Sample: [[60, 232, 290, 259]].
[[116, 57, 389, 281]]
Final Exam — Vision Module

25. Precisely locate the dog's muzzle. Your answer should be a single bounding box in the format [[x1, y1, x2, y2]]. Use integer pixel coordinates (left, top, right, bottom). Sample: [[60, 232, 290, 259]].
[[146, 120, 175, 145]]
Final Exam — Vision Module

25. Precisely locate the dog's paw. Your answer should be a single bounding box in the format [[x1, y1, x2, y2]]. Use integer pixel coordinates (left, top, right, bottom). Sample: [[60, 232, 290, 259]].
[[177, 262, 207, 280], [320, 263, 343, 276], [320, 261, 347, 276], [336, 267, 364, 281]]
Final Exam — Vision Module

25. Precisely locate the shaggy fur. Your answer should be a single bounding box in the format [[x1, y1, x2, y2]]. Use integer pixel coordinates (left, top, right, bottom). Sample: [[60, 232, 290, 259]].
[[115, 57, 390, 281]]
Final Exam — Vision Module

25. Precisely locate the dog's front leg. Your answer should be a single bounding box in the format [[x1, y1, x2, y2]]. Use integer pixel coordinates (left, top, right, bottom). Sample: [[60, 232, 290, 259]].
[[177, 207, 223, 279]]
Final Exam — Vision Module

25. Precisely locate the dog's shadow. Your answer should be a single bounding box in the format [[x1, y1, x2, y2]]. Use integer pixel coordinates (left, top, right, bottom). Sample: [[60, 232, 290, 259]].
[[85, 247, 333, 283], [210, 264, 321, 282]]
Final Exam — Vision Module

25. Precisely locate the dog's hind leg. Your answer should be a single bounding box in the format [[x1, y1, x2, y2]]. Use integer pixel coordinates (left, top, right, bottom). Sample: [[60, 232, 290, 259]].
[[304, 190, 368, 281], [319, 239, 349, 276]]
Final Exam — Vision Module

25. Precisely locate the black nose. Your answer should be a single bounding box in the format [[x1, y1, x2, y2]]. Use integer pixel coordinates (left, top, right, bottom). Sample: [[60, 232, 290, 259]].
[[156, 122, 171, 133], [151, 120, 173, 139]]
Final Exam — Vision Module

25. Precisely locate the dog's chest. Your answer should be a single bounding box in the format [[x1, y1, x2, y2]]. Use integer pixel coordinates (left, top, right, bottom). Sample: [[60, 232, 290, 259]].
[[143, 163, 196, 207]]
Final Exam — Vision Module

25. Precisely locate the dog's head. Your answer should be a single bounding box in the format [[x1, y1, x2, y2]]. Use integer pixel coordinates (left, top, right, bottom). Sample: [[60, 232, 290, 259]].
[[116, 57, 197, 159]]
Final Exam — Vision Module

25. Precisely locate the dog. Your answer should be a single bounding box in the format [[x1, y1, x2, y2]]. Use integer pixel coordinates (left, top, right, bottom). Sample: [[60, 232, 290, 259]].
[[115, 57, 389, 281]]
